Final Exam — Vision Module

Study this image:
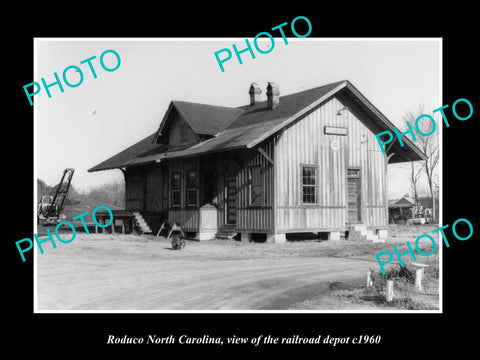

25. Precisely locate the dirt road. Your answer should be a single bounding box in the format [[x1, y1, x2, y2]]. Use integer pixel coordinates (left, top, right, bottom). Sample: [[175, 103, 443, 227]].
[[36, 234, 378, 311]]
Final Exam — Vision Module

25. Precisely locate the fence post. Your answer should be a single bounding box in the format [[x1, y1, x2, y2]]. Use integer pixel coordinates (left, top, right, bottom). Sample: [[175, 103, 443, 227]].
[[411, 263, 428, 291], [415, 268, 424, 291], [386, 280, 394, 302]]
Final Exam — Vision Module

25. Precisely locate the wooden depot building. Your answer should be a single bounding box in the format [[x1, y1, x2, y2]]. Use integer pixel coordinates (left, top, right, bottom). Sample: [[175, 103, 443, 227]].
[[88, 80, 425, 243]]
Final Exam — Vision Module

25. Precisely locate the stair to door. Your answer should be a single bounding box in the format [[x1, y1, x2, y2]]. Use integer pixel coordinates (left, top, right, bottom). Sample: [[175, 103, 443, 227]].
[[215, 225, 238, 240], [348, 223, 384, 243], [132, 212, 152, 234]]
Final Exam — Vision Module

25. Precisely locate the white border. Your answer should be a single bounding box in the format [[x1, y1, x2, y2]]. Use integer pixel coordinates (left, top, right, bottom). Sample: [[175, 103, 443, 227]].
[[33, 37, 443, 314], [33, 38, 39, 311]]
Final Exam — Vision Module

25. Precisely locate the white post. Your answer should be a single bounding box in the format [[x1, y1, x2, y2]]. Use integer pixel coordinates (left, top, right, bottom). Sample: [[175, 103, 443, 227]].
[[411, 263, 428, 291], [386, 280, 394, 302], [415, 268, 424, 291]]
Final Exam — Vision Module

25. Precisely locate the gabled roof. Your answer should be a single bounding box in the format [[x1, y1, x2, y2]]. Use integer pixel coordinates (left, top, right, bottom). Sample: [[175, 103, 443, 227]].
[[165, 81, 348, 156], [88, 132, 163, 172], [231, 81, 346, 129], [157, 100, 244, 137], [389, 196, 438, 208], [392, 197, 416, 206], [89, 80, 426, 172]]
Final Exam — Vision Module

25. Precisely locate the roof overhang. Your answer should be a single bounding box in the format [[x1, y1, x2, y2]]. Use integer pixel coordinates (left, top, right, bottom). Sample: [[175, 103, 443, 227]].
[[244, 82, 348, 149], [341, 81, 426, 163], [245, 80, 426, 163], [89, 80, 426, 173]]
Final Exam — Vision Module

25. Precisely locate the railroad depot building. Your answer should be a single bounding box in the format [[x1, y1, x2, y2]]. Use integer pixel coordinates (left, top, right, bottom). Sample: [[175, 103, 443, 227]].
[[89, 80, 425, 243]]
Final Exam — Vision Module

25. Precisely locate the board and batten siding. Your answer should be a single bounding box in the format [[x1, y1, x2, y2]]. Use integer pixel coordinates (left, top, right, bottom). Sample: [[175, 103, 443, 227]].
[[126, 164, 167, 213], [235, 142, 274, 232], [145, 165, 163, 212], [168, 157, 200, 231], [274, 96, 387, 232], [125, 166, 145, 211], [168, 113, 199, 147]]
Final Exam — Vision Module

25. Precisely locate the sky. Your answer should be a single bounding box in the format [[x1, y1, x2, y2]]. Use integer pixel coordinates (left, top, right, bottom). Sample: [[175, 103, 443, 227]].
[[35, 38, 441, 199]]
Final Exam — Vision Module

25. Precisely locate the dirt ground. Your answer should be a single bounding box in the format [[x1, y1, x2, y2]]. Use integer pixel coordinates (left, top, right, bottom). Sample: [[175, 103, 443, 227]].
[[36, 225, 440, 311]]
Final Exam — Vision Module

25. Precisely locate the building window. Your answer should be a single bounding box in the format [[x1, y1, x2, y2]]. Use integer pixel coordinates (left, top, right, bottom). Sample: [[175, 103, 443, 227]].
[[186, 170, 197, 207], [171, 172, 181, 207], [301, 165, 317, 204], [248, 166, 263, 206]]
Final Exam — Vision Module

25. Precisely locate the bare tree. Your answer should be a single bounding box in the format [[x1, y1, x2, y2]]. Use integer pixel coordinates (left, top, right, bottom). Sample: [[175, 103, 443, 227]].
[[404, 105, 440, 221], [87, 180, 125, 207], [410, 161, 424, 203]]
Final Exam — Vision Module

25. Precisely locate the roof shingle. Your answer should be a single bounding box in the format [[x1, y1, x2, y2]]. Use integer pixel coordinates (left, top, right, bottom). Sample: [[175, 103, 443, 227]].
[[171, 100, 244, 135], [89, 80, 426, 172]]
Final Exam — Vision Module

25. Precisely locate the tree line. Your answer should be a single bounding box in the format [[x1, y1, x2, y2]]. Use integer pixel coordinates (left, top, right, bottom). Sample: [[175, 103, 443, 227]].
[[37, 178, 125, 208]]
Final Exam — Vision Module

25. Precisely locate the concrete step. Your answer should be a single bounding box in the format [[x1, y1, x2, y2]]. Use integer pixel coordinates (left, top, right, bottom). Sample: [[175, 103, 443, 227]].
[[353, 224, 367, 233], [134, 218, 150, 227], [215, 231, 237, 240], [348, 225, 382, 243], [216, 235, 235, 240], [347, 228, 366, 242], [136, 226, 152, 234]]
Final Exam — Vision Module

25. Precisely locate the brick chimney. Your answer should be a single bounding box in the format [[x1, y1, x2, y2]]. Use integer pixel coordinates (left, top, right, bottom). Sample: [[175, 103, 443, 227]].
[[266, 82, 280, 109], [249, 82, 262, 105]]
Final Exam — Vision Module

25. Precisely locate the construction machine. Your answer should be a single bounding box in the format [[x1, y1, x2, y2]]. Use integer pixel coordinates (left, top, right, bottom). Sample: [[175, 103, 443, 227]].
[[37, 168, 75, 226]]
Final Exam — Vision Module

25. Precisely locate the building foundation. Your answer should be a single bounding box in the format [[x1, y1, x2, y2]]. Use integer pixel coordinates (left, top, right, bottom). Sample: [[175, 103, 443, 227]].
[[266, 233, 286, 244]]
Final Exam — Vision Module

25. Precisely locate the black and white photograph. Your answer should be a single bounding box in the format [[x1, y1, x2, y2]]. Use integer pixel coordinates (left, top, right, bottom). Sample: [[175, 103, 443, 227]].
[[6, 7, 479, 356], [33, 38, 441, 312]]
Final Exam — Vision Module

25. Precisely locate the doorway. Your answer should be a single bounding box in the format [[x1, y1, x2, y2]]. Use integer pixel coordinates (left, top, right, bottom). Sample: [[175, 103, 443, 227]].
[[225, 174, 237, 225], [347, 168, 362, 223]]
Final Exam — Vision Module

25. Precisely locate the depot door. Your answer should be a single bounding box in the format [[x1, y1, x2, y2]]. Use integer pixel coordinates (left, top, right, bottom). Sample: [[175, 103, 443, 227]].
[[347, 168, 362, 223], [225, 174, 237, 225]]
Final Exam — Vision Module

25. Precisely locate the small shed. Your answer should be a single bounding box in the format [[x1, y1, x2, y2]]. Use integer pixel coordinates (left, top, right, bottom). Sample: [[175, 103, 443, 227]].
[[389, 196, 438, 224], [89, 80, 425, 242]]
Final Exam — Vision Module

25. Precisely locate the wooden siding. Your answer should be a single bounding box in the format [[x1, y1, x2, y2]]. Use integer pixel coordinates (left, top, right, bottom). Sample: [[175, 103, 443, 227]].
[[126, 165, 166, 213], [236, 207, 272, 232], [274, 96, 387, 232], [168, 158, 198, 208], [235, 142, 274, 232], [165, 156, 220, 233], [168, 113, 199, 147], [169, 209, 199, 230], [125, 167, 145, 211], [145, 165, 163, 212], [167, 158, 200, 230], [277, 207, 345, 231]]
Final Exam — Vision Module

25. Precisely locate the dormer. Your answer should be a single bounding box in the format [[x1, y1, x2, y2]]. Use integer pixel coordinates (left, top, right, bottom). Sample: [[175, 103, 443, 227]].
[[154, 100, 244, 148]]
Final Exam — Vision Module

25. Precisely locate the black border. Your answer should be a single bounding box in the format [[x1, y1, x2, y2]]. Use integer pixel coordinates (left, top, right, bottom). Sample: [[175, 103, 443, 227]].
[[6, 5, 479, 356]]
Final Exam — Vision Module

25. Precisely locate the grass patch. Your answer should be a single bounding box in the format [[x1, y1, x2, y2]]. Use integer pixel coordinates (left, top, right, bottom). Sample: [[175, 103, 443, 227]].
[[289, 250, 440, 310], [360, 255, 439, 310]]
